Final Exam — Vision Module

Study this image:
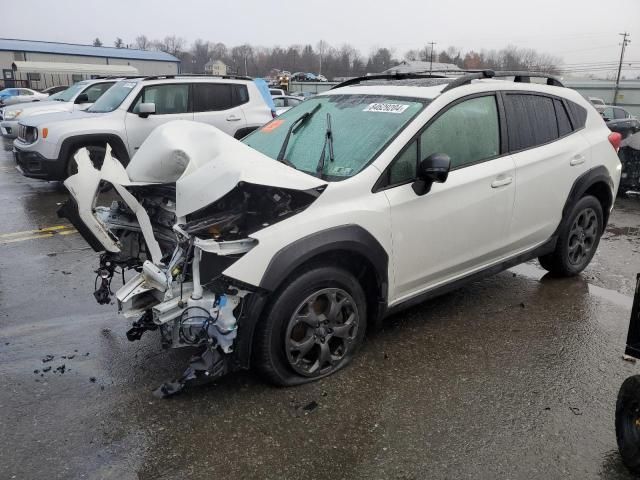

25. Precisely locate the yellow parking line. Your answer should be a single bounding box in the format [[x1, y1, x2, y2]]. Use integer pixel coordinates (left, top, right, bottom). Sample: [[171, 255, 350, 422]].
[[0, 225, 70, 238], [0, 225, 78, 244]]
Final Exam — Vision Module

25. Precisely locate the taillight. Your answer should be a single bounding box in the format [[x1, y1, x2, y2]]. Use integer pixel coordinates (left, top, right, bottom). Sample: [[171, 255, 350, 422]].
[[608, 132, 622, 152], [271, 109, 277, 119]]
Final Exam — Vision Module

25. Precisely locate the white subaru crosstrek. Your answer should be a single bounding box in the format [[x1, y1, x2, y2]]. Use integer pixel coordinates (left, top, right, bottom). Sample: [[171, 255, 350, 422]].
[[58, 71, 622, 396], [13, 75, 274, 180]]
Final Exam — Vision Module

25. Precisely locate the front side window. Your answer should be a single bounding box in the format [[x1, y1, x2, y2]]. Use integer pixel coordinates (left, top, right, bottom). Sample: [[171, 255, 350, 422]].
[[421, 95, 500, 169], [243, 94, 427, 180], [87, 81, 138, 113], [386, 95, 500, 185], [132, 84, 189, 115], [504, 94, 558, 151], [287, 98, 302, 107]]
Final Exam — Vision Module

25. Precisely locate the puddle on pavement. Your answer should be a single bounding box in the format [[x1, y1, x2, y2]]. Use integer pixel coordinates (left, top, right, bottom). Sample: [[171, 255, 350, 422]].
[[510, 262, 634, 310]]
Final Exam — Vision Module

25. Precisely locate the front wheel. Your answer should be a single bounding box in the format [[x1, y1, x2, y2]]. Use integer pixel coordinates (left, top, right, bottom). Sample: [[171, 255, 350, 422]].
[[616, 375, 640, 474], [538, 195, 603, 276], [254, 265, 367, 386], [65, 145, 107, 178]]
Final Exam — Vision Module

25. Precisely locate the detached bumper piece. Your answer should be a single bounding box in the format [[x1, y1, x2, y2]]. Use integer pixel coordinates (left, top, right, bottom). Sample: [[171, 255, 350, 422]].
[[153, 346, 227, 398]]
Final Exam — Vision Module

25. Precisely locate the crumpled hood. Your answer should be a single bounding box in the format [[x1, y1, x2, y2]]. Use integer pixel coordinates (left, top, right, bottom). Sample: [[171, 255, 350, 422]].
[[126, 120, 326, 217]]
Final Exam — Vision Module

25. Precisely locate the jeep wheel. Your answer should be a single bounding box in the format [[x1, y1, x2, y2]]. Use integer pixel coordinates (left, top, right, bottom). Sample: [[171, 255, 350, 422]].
[[538, 195, 603, 276], [66, 145, 106, 178], [255, 265, 367, 386], [616, 375, 640, 474]]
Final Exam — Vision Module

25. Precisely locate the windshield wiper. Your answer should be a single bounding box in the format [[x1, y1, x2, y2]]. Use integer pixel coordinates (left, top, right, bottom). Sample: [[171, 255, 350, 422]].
[[276, 103, 321, 163], [315, 113, 335, 178]]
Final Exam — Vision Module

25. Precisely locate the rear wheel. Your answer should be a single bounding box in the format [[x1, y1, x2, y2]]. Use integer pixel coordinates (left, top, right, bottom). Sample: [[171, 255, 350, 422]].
[[255, 265, 367, 386], [538, 195, 603, 276], [616, 375, 640, 474]]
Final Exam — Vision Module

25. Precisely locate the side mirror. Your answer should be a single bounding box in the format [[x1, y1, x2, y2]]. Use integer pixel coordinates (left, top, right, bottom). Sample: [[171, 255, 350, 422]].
[[138, 102, 156, 118], [75, 93, 89, 104], [412, 153, 451, 196]]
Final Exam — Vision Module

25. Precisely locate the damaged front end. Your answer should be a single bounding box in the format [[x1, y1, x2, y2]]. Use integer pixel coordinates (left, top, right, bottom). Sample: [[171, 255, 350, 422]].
[[58, 121, 325, 396]]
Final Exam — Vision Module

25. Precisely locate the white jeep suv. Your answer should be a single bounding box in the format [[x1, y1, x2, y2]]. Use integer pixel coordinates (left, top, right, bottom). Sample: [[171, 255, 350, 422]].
[[13, 75, 273, 180], [0, 78, 117, 138], [58, 71, 622, 396]]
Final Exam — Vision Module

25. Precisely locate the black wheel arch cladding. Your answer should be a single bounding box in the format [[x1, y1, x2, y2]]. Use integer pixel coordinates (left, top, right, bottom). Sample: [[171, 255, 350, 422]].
[[230, 225, 389, 370], [60, 134, 130, 167], [557, 165, 614, 235]]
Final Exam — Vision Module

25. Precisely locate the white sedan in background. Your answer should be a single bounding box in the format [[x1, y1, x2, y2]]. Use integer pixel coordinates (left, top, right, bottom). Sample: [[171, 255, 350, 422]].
[[272, 95, 304, 115], [0, 88, 49, 106]]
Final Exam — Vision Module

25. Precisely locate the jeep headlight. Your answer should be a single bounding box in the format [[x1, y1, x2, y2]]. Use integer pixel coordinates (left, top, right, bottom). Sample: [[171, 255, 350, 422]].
[[5, 109, 20, 120], [24, 126, 38, 144]]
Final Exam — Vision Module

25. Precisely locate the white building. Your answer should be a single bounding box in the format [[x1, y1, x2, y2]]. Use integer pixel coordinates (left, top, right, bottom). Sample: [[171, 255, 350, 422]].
[[0, 38, 180, 89], [204, 59, 228, 76]]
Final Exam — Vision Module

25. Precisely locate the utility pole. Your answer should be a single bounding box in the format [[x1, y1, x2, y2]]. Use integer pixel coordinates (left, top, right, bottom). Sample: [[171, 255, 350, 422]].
[[614, 32, 631, 106], [428, 42, 437, 74]]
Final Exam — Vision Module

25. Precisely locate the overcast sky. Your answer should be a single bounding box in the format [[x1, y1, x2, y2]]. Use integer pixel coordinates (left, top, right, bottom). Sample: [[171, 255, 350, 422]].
[[7, 0, 640, 75]]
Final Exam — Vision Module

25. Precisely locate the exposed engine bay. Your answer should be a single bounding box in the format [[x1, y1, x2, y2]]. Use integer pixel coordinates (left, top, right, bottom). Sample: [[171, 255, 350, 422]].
[[58, 121, 325, 396]]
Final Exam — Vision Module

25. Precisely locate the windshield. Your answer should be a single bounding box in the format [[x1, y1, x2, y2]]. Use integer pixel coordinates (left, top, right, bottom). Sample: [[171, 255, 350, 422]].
[[54, 82, 88, 102], [87, 80, 138, 113], [243, 94, 427, 180]]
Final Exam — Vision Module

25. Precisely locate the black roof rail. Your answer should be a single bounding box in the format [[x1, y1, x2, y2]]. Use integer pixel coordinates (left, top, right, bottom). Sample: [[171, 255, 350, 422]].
[[331, 72, 451, 89], [141, 74, 254, 81], [441, 70, 564, 92]]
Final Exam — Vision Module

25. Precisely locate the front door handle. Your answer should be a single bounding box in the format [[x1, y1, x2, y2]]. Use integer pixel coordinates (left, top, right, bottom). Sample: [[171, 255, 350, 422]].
[[570, 154, 585, 166], [226, 115, 242, 122], [491, 176, 513, 188]]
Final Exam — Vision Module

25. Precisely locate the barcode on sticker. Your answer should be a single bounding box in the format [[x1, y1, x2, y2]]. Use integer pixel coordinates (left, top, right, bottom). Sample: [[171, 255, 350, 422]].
[[363, 103, 409, 114]]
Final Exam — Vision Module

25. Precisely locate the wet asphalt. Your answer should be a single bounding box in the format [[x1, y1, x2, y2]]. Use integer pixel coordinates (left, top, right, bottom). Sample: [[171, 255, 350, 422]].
[[1, 138, 640, 480]]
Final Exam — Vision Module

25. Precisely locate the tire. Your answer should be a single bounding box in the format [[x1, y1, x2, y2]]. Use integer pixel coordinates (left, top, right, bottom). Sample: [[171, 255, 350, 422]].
[[538, 195, 603, 276], [254, 265, 367, 386], [65, 145, 107, 178], [616, 375, 640, 474]]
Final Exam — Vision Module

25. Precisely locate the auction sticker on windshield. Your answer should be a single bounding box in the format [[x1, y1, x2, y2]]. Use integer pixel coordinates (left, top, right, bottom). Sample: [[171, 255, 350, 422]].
[[363, 103, 410, 114]]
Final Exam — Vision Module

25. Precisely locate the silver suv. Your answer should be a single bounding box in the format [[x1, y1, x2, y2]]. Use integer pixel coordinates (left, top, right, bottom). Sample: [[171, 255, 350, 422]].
[[1, 79, 117, 138], [14, 75, 274, 180]]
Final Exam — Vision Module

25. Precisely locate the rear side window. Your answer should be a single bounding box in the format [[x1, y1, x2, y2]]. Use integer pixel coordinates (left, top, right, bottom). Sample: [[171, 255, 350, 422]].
[[504, 94, 558, 151], [567, 100, 587, 129], [193, 83, 232, 112], [554, 99, 572, 137]]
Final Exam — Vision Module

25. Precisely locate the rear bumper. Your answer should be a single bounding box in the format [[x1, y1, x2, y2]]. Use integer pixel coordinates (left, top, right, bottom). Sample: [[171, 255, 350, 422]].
[[13, 145, 66, 180]]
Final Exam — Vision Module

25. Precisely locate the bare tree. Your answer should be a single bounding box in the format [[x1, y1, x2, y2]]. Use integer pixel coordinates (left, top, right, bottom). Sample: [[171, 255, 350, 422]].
[[316, 40, 330, 75], [135, 35, 150, 50], [114, 38, 124, 49], [159, 35, 186, 56], [93, 38, 103, 47], [191, 39, 211, 73]]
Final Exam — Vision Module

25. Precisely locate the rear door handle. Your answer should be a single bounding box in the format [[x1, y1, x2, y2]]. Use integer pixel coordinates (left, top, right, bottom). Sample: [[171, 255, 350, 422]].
[[226, 115, 242, 122], [570, 154, 585, 166], [491, 176, 513, 188]]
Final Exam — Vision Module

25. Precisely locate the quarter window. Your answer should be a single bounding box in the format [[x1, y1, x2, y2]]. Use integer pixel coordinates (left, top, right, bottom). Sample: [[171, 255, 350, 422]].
[[133, 84, 189, 114], [554, 99, 573, 137], [420, 95, 500, 169], [504, 94, 558, 151]]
